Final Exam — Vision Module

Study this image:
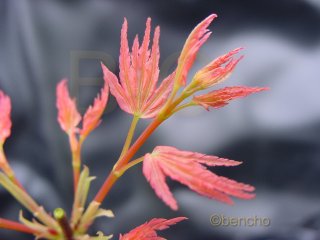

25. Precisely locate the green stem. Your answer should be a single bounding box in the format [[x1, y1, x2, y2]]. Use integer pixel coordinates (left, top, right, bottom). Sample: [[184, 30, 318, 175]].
[[119, 115, 140, 159], [71, 138, 83, 193], [170, 101, 196, 115], [0, 144, 23, 187], [114, 157, 144, 177], [94, 117, 163, 203], [0, 173, 59, 231], [158, 92, 189, 120], [75, 201, 101, 234]]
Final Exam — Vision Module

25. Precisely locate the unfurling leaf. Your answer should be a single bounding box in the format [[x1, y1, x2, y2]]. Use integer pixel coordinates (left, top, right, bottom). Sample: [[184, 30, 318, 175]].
[[56, 78, 109, 145], [193, 86, 268, 110], [56, 79, 81, 135], [175, 14, 217, 86], [190, 48, 243, 90], [81, 83, 109, 139]]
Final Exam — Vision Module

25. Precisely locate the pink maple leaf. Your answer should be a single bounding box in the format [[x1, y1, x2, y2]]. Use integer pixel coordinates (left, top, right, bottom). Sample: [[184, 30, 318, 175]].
[[119, 217, 187, 240], [175, 14, 217, 86], [193, 86, 269, 110], [102, 18, 174, 118], [56, 79, 82, 151], [56, 79, 81, 135], [143, 146, 255, 210], [192, 48, 243, 90], [0, 91, 11, 144], [80, 83, 109, 139], [56, 79, 109, 147]]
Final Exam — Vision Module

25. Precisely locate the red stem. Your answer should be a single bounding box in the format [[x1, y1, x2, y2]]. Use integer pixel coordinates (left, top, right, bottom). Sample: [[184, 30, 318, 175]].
[[56, 214, 74, 240], [0, 218, 34, 235], [94, 118, 162, 203]]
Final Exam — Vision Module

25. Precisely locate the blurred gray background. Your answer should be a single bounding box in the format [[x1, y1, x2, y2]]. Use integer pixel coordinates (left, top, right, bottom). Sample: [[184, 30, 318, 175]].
[[1, 0, 320, 239]]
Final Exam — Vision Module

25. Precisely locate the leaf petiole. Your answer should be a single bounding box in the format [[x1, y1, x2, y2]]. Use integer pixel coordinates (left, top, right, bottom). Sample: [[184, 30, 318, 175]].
[[114, 157, 144, 178]]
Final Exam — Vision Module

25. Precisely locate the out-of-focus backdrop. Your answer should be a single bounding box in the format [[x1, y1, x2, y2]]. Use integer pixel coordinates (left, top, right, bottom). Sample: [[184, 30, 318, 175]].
[[1, 0, 320, 239]]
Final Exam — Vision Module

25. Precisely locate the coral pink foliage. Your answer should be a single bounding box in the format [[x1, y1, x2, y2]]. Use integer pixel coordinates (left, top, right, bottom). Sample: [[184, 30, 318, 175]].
[[0, 91, 12, 144], [81, 83, 109, 138], [194, 86, 268, 110], [119, 217, 187, 240], [143, 146, 255, 210], [56, 79, 81, 135], [56, 79, 109, 141], [176, 14, 217, 86], [194, 48, 243, 89], [102, 18, 174, 118]]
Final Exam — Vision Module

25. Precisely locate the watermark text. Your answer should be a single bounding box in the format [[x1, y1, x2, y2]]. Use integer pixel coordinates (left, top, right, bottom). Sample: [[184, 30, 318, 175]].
[[210, 214, 271, 227]]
